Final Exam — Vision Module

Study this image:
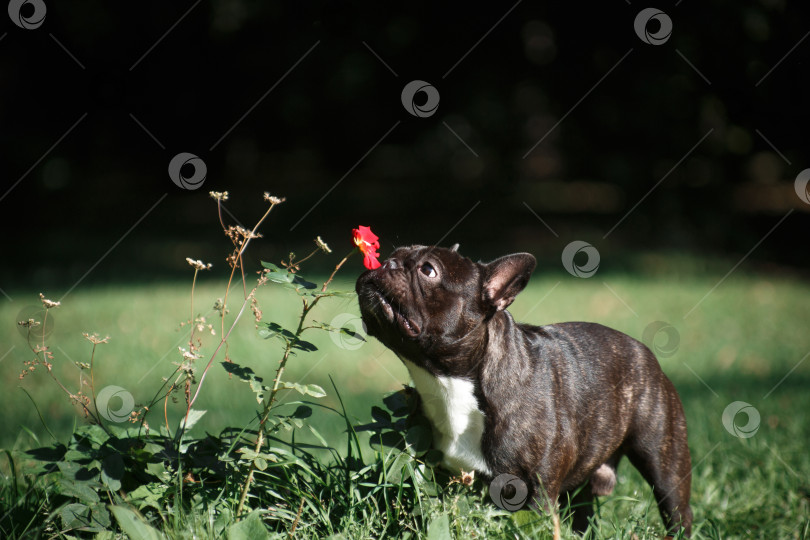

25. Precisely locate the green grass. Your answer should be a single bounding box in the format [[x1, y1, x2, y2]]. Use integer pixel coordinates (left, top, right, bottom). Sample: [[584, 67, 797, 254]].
[[1, 266, 809, 538]]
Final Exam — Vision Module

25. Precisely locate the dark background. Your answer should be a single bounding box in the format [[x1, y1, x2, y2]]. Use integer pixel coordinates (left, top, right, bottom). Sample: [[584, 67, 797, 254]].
[[1, 0, 808, 289]]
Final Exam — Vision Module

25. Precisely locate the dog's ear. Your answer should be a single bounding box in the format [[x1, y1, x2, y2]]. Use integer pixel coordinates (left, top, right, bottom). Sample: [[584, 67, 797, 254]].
[[482, 253, 536, 311]]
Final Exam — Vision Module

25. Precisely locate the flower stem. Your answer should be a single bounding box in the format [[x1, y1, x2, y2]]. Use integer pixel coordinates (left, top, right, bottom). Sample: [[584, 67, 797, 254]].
[[235, 248, 356, 518]]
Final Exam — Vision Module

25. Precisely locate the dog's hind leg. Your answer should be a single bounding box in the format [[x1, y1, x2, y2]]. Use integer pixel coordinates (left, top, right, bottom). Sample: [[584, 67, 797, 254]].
[[565, 454, 620, 536], [626, 387, 693, 537], [563, 487, 594, 536]]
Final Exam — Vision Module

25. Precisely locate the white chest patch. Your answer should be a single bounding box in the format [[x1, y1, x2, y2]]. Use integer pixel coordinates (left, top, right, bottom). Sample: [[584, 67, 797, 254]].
[[400, 357, 491, 475]]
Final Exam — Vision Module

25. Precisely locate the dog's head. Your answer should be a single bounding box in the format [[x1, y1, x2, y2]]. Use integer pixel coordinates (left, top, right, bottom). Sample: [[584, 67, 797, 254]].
[[355, 244, 536, 371]]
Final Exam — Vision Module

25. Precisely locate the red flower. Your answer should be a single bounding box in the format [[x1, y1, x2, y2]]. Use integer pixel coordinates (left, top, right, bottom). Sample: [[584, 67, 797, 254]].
[[352, 226, 381, 270]]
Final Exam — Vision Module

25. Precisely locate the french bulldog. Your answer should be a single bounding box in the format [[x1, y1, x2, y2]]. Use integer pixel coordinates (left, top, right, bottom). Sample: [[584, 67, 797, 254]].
[[356, 245, 692, 538]]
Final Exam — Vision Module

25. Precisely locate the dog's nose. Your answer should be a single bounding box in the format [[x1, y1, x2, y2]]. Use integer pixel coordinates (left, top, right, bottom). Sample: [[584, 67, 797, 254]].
[[382, 258, 399, 270]]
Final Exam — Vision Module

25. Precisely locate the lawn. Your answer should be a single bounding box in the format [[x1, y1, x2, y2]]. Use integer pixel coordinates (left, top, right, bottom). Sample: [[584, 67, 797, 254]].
[[1, 262, 809, 539]]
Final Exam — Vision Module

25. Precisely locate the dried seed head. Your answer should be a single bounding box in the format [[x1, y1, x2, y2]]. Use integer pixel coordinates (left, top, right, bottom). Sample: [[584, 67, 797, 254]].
[[264, 192, 286, 205], [315, 236, 332, 253], [186, 257, 213, 271], [209, 191, 229, 201], [179, 347, 200, 363], [82, 333, 110, 345], [225, 225, 262, 246], [39, 293, 60, 309], [250, 295, 262, 323]]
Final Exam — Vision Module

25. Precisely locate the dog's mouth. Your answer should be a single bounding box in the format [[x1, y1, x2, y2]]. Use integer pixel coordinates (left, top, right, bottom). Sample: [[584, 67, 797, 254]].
[[368, 290, 421, 338]]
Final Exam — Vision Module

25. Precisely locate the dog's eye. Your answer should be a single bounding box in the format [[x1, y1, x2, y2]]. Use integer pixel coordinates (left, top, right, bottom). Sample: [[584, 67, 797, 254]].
[[420, 262, 438, 278]]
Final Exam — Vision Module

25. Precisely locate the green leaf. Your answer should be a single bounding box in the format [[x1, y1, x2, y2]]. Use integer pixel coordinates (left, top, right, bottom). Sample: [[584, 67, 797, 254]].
[[101, 453, 124, 491], [289, 405, 312, 419], [145, 461, 166, 479], [257, 322, 296, 343], [260, 261, 283, 271], [214, 507, 233, 538], [95, 529, 116, 540], [427, 514, 452, 540], [179, 409, 207, 431], [60, 502, 91, 530], [127, 483, 168, 511], [383, 388, 418, 417], [311, 320, 365, 343], [261, 262, 316, 291], [307, 290, 356, 298], [249, 379, 267, 403], [307, 424, 329, 447], [406, 425, 432, 456], [261, 262, 294, 284], [386, 451, 413, 484], [221, 362, 268, 403], [109, 505, 164, 540], [290, 274, 317, 290], [340, 326, 366, 342], [226, 510, 270, 540], [57, 460, 82, 479], [368, 431, 406, 451], [237, 448, 278, 464], [291, 339, 318, 352], [80, 425, 111, 447], [60, 478, 100, 503], [25, 443, 66, 462], [278, 382, 326, 398], [421, 481, 441, 497], [266, 447, 316, 474], [221, 361, 262, 382], [90, 502, 112, 529], [257, 322, 289, 340], [511, 510, 541, 527], [423, 449, 444, 467], [371, 406, 391, 425]]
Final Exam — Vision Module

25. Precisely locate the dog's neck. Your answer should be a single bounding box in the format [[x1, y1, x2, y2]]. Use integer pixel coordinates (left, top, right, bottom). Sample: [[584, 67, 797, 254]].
[[407, 310, 520, 380]]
